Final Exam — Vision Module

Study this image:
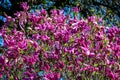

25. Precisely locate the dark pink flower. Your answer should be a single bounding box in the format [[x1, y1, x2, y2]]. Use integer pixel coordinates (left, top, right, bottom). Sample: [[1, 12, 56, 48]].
[[41, 8, 47, 16], [23, 55, 38, 66], [45, 72, 60, 80], [0, 56, 5, 66], [21, 2, 29, 11], [0, 72, 2, 78], [72, 7, 80, 12], [41, 34, 50, 42]]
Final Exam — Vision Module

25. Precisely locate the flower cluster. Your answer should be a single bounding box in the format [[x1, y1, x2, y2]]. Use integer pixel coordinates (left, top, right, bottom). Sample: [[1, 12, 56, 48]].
[[0, 2, 120, 80]]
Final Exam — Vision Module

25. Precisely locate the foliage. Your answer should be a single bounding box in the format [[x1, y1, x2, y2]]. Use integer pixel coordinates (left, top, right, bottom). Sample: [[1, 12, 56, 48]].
[[0, 0, 120, 27], [0, 2, 120, 80]]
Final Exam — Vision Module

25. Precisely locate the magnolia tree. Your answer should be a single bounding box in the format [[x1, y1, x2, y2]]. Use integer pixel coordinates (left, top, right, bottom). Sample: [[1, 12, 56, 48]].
[[0, 2, 120, 80]]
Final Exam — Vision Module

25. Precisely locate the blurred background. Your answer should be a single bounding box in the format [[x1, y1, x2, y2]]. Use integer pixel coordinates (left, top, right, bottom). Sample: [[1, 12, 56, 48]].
[[0, 0, 120, 27]]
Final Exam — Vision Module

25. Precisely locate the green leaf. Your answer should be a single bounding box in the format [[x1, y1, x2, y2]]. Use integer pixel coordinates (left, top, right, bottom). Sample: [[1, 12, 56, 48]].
[[94, 63, 98, 67]]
